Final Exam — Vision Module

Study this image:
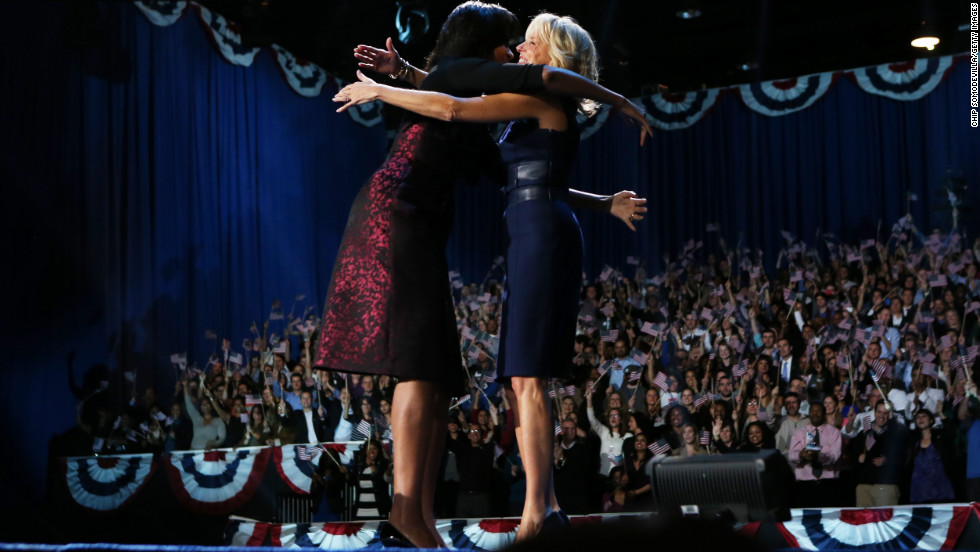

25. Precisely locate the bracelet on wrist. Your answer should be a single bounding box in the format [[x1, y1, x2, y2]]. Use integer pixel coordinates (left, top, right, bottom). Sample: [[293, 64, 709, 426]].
[[389, 58, 412, 80]]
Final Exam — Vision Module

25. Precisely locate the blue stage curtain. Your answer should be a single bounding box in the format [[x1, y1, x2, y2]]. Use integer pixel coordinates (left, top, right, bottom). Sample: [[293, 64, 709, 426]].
[[1, 1, 978, 517]]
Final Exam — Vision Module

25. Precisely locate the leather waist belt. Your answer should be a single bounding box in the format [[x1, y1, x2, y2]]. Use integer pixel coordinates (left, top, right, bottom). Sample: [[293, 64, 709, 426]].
[[506, 185, 568, 206]]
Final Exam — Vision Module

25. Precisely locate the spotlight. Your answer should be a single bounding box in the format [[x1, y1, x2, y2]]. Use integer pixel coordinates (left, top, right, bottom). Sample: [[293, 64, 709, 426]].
[[675, 1, 702, 19]]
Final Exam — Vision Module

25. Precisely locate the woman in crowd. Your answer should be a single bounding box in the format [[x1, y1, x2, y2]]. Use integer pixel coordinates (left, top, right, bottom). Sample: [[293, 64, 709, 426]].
[[242, 404, 276, 447], [586, 388, 632, 476], [712, 420, 739, 453], [182, 381, 226, 450], [341, 7, 650, 540], [737, 421, 775, 453], [675, 423, 709, 457], [823, 392, 845, 429], [623, 433, 653, 509], [351, 439, 392, 520], [906, 409, 955, 503]]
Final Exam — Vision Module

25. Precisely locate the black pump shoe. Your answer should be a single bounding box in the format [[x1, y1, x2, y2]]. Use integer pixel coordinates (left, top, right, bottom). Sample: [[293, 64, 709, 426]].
[[379, 522, 418, 548]]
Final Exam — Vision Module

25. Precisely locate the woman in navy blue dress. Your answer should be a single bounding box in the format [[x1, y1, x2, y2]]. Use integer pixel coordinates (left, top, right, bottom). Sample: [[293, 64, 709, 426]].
[[339, 12, 649, 540]]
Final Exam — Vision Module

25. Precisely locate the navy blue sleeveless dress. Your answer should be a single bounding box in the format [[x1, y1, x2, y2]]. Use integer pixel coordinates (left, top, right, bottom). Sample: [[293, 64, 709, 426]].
[[496, 100, 584, 380]]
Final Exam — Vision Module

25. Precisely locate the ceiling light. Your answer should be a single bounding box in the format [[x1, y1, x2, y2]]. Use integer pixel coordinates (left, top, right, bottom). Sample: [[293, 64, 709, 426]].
[[910, 36, 939, 50]]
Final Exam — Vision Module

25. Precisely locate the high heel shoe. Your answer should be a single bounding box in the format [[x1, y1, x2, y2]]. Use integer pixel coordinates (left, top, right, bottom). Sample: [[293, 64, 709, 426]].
[[541, 510, 570, 531], [379, 522, 417, 548]]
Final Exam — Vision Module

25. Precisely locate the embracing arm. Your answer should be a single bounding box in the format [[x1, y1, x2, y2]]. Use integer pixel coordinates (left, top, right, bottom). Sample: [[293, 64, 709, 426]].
[[336, 76, 550, 123]]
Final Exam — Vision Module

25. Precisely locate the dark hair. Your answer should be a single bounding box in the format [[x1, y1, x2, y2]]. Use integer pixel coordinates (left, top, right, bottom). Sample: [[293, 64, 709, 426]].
[[425, 1, 521, 69]]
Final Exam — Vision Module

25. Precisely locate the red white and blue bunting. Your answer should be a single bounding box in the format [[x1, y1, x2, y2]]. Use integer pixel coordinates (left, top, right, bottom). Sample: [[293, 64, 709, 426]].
[[637, 89, 720, 131], [853, 57, 955, 101], [271, 45, 329, 98], [63, 454, 156, 512], [273, 445, 320, 495], [576, 105, 612, 140], [164, 447, 271, 514], [133, 0, 188, 27], [778, 505, 973, 551], [738, 73, 835, 117], [191, 3, 261, 67]]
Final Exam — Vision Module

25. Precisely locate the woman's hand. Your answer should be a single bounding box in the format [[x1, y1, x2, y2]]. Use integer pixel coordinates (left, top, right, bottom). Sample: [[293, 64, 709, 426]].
[[334, 71, 383, 113], [612, 98, 653, 146], [608, 191, 647, 231], [353, 37, 402, 76]]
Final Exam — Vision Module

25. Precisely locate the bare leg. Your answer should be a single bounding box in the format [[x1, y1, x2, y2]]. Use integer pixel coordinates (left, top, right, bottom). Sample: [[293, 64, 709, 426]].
[[389, 380, 448, 548], [510, 376, 557, 541], [421, 384, 449, 545]]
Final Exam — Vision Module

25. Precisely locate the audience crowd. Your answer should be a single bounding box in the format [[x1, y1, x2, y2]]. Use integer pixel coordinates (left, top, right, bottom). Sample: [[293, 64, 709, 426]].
[[67, 218, 980, 518]]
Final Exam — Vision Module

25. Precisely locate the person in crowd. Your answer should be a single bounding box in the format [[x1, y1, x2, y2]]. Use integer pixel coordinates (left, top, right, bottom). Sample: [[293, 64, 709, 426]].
[[711, 420, 739, 453], [851, 401, 908, 506], [789, 403, 842, 507], [351, 439, 392, 520], [448, 422, 499, 518], [737, 421, 775, 453], [553, 416, 593, 514], [623, 433, 653, 509], [958, 382, 980, 501], [675, 423, 709, 457], [775, 392, 808, 460], [279, 390, 334, 445], [182, 379, 226, 450], [906, 409, 955, 503], [586, 387, 632, 476]]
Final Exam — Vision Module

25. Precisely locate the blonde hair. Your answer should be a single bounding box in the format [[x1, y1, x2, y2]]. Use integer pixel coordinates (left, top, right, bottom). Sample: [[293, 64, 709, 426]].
[[526, 13, 600, 116]]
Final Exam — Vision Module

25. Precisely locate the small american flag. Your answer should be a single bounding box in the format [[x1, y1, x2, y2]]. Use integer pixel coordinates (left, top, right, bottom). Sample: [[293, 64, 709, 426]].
[[722, 302, 736, 320], [555, 423, 563, 436], [860, 239, 876, 250], [966, 345, 979, 363], [548, 389, 558, 399], [920, 362, 938, 378], [353, 420, 373, 440], [493, 443, 505, 459], [700, 430, 711, 446], [244, 395, 262, 407], [648, 439, 671, 456], [631, 351, 649, 365], [273, 342, 287, 354], [600, 329, 619, 343], [641, 322, 658, 336], [653, 372, 668, 391], [700, 307, 714, 321], [928, 274, 948, 288], [628, 371, 642, 383], [805, 338, 817, 359], [659, 306, 669, 319], [938, 334, 954, 351], [870, 359, 889, 382], [693, 395, 708, 409], [783, 289, 797, 306], [862, 415, 872, 432], [846, 251, 863, 263], [965, 301, 980, 315], [228, 352, 244, 366], [563, 385, 577, 397], [597, 366, 608, 378], [790, 271, 803, 284], [461, 326, 476, 341], [449, 395, 471, 410], [297, 445, 322, 461], [837, 319, 852, 331], [733, 360, 748, 378], [870, 322, 885, 339]]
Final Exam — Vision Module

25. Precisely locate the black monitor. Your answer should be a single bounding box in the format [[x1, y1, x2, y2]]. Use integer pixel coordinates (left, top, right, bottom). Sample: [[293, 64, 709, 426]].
[[645, 449, 793, 522]]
